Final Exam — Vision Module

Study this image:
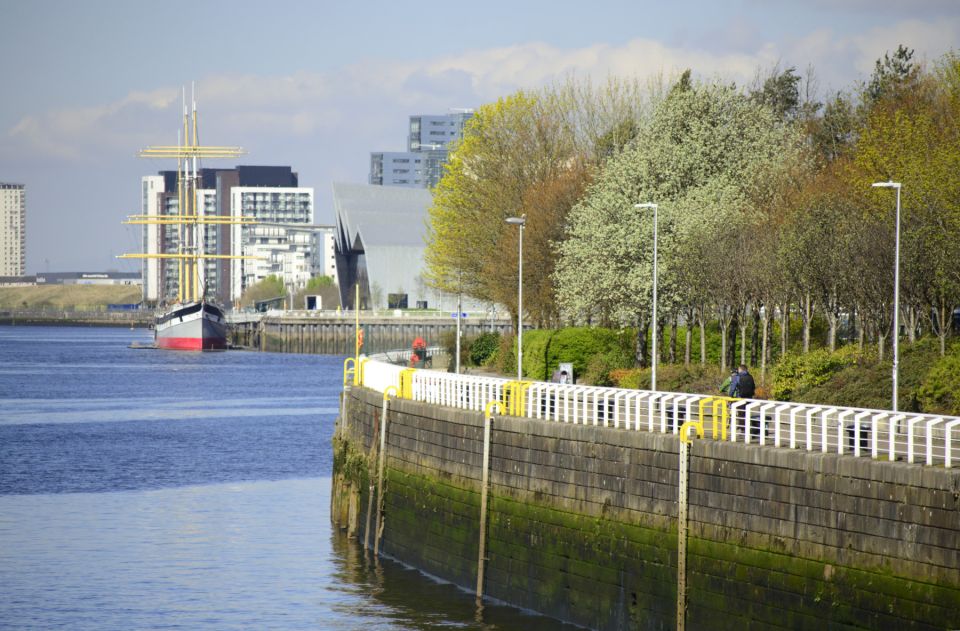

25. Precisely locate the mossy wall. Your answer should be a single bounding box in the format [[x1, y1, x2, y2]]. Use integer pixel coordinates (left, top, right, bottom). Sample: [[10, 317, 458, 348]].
[[333, 387, 960, 630]]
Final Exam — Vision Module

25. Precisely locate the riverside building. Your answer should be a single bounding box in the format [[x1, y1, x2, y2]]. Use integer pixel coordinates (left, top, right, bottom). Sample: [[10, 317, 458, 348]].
[[369, 110, 473, 189], [139, 166, 330, 307], [0, 183, 26, 276]]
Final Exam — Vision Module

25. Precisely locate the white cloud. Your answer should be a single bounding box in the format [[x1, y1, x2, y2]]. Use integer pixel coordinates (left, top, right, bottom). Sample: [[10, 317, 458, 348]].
[[0, 37, 794, 164]]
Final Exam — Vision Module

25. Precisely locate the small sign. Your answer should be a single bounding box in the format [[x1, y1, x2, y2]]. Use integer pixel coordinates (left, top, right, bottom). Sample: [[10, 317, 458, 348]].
[[450, 312, 467, 318]]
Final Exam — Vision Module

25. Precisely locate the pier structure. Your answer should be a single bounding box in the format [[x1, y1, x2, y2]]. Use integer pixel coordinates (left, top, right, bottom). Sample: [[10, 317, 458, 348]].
[[332, 354, 960, 630], [229, 312, 514, 355]]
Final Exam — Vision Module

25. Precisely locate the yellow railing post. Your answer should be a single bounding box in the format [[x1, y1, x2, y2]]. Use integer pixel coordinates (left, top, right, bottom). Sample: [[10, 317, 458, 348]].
[[516, 382, 532, 417], [343, 357, 356, 387], [696, 395, 737, 441], [357, 357, 370, 387], [399, 368, 417, 399]]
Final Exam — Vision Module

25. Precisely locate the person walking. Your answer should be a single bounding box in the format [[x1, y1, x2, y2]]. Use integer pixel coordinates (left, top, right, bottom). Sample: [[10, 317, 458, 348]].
[[733, 364, 759, 439], [736, 365, 755, 398]]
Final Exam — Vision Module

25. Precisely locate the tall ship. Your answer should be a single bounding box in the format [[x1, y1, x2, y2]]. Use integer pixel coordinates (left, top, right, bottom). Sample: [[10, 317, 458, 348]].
[[120, 87, 255, 350]]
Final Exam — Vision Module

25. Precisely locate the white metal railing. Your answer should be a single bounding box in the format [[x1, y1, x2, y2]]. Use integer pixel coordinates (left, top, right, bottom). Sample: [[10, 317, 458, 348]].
[[352, 358, 960, 468]]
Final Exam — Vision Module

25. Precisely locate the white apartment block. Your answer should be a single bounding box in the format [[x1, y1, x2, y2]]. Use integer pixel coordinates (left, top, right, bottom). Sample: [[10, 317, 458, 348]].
[[140, 176, 164, 302], [0, 183, 26, 276], [320, 228, 336, 278], [229, 187, 315, 302]]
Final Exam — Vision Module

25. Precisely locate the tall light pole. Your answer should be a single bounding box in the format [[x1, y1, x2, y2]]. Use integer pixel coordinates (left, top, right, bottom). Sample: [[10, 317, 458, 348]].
[[455, 269, 462, 374], [506, 215, 526, 381], [635, 203, 659, 391], [872, 180, 902, 412]]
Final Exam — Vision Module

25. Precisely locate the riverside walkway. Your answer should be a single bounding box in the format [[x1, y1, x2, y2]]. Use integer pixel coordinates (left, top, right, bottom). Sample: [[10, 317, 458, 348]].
[[350, 354, 960, 468]]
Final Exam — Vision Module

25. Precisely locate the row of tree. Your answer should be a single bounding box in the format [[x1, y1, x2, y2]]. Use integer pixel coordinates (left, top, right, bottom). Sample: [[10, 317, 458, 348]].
[[425, 47, 960, 380]]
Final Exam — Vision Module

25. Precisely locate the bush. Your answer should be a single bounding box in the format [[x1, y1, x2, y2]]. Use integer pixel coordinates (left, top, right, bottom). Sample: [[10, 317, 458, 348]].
[[917, 348, 960, 415], [521, 329, 555, 380], [469, 332, 500, 366], [583, 349, 632, 386], [770, 345, 865, 401], [494, 333, 516, 376], [546, 327, 625, 381]]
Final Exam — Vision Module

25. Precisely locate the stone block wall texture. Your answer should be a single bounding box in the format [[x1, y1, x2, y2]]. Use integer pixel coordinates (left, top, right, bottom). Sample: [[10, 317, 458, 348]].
[[333, 387, 960, 630]]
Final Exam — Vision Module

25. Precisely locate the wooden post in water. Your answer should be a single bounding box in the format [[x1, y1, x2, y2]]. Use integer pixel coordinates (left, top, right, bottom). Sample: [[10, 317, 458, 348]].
[[677, 427, 693, 631], [374, 387, 397, 557], [476, 402, 502, 606]]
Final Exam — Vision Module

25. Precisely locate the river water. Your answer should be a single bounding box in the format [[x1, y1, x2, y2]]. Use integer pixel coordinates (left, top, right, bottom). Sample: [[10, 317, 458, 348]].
[[0, 326, 566, 630]]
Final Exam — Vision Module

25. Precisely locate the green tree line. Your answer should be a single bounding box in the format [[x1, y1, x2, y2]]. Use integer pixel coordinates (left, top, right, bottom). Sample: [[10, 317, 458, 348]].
[[426, 47, 960, 386]]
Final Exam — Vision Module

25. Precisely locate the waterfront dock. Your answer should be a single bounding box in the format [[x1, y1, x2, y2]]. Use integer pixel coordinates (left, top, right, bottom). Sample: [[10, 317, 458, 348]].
[[229, 311, 513, 355]]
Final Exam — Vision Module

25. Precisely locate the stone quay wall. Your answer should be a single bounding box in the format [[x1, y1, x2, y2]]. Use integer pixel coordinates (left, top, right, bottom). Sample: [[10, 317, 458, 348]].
[[332, 386, 960, 630]]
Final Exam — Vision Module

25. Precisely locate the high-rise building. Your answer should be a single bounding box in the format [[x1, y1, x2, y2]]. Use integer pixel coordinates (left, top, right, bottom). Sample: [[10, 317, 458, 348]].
[[0, 183, 26, 276], [140, 166, 328, 307], [369, 110, 473, 189]]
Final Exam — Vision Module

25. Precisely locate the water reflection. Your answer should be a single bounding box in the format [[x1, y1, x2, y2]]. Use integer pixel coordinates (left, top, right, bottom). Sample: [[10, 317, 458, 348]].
[[328, 526, 583, 630]]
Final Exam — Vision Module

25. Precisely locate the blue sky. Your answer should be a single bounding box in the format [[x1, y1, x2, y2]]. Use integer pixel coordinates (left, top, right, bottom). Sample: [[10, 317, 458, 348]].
[[2, 0, 958, 272]]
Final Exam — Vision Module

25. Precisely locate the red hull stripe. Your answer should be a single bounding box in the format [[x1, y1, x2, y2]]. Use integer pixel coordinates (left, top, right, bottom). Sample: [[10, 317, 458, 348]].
[[156, 337, 227, 351]]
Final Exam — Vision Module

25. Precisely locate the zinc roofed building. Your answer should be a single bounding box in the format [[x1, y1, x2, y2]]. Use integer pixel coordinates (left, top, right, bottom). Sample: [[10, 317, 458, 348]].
[[332, 182, 432, 310]]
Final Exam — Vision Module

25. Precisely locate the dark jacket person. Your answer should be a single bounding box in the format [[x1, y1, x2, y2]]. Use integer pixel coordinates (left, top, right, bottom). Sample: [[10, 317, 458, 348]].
[[736, 364, 756, 399]]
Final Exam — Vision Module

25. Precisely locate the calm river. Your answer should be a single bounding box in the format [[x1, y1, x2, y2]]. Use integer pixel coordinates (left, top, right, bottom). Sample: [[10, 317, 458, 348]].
[[0, 326, 565, 630]]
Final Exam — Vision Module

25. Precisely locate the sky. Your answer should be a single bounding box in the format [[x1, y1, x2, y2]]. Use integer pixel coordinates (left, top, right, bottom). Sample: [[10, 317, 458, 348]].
[[2, 0, 958, 273]]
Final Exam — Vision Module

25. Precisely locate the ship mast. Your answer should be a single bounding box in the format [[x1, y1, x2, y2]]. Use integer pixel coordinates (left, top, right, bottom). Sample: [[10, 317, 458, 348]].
[[119, 85, 258, 305]]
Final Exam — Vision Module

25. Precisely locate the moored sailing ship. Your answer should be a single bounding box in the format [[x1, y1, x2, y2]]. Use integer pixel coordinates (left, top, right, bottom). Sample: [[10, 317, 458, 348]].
[[120, 86, 255, 350], [155, 300, 227, 350]]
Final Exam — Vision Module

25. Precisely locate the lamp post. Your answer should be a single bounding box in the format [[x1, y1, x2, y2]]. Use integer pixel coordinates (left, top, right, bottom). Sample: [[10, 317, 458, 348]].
[[455, 269, 462, 374], [872, 180, 902, 412], [506, 215, 526, 381], [635, 203, 659, 391]]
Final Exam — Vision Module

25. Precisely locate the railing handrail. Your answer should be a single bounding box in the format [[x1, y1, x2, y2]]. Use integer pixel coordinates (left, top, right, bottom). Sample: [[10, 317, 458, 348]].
[[353, 357, 960, 469]]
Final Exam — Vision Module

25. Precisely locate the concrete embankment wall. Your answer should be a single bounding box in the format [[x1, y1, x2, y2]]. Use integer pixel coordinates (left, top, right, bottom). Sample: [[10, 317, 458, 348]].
[[332, 386, 960, 630], [0, 311, 151, 327]]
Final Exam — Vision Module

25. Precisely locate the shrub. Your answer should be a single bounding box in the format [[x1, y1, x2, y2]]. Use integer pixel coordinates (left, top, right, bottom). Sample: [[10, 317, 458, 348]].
[[546, 327, 624, 380], [494, 333, 516, 376], [770, 345, 865, 401], [521, 329, 555, 381], [469, 332, 500, 366], [917, 349, 960, 415], [583, 349, 632, 386]]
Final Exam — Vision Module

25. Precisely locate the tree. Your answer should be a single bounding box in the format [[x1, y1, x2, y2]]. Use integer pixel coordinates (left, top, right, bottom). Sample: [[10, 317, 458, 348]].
[[239, 275, 285, 309], [865, 45, 918, 105], [291, 275, 339, 311], [750, 65, 802, 120], [555, 76, 803, 368], [425, 77, 657, 327]]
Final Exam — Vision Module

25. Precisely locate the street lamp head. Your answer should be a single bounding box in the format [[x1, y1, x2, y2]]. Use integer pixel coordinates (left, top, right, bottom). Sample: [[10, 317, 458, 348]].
[[505, 216, 526, 226], [635, 202, 658, 210], [872, 181, 901, 189]]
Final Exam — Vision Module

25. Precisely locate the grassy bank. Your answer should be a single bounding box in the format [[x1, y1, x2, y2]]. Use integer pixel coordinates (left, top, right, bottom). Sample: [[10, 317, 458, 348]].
[[0, 285, 141, 310]]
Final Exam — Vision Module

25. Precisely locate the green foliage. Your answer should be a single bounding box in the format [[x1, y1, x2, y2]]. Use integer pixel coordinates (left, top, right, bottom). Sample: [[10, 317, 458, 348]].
[[239, 274, 286, 309], [494, 333, 516, 376], [292, 275, 340, 311], [917, 345, 960, 415], [545, 327, 626, 381], [770, 346, 865, 400], [583, 349, 632, 386], [521, 329, 555, 381], [469, 332, 500, 367], [610, 363, 722, 394], [305, 275, 334, 290]]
